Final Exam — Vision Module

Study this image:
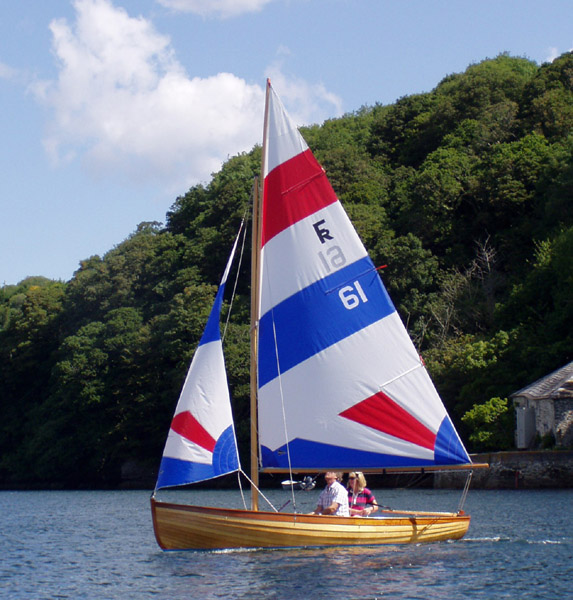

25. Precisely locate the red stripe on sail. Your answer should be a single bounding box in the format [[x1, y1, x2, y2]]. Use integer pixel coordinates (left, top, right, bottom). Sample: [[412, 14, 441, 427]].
[[170, 412, 216, 453], [262, 149, 338, 246], [340, 391, 437, 451]]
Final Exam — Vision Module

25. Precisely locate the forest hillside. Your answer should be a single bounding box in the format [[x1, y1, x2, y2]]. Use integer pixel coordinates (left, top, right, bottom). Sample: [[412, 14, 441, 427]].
[[1, 53, 572, 487]]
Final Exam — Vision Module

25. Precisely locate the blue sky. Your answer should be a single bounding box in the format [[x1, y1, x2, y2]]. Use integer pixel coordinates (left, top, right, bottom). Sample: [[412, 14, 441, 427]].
[[1, 0, 572, 286]]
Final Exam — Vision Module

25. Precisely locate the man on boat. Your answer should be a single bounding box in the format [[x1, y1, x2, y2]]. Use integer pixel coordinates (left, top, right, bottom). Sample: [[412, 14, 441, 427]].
[[310, 472, 350, 516]]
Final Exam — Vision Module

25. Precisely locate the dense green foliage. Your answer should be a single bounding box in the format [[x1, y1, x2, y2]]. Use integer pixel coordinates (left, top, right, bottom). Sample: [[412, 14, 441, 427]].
[[1, 54, 572, 487]]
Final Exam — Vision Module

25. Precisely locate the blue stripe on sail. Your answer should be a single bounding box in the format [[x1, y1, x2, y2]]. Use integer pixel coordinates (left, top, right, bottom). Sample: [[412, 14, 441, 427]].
[[434, 416, 471, 465], [258, 256, 395, 388], [199, 284, 226, 346], [156, 425, 239, 490], [156, 456, 217, 489], [260, 439, 438, 470]]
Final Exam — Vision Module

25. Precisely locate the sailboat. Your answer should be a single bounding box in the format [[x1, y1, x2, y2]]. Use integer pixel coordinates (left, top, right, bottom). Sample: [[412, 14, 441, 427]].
[[150, 80, 484, 550]]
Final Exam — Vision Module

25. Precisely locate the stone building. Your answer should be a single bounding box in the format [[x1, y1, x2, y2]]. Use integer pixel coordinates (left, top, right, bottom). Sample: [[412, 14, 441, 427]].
[[512, 361, 573, 449]]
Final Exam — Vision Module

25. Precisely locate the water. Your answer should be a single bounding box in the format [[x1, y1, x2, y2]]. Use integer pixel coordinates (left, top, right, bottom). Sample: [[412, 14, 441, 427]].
[[1, 488, 571, 599]]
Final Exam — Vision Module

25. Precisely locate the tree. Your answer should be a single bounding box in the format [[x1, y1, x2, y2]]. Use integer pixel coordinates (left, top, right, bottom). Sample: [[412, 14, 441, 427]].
[[2, 53, 573, 485], [461, 397, 514, 451]]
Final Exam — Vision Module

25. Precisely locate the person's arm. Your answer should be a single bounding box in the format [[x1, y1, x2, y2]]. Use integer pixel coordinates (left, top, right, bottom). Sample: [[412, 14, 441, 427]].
[[352, 505, 374, 516], [357, 490, 378, 517], [320, 501, 340, 515], [369, 497, 378, 515]]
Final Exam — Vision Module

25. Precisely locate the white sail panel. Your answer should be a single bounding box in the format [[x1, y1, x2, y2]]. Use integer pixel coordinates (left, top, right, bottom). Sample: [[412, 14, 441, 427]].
[[259, 313, 446, 450], [260, 201, 369, 315], [162, 430, 213, 464], [174, 341, 234, 441], [263, 84, 309, 177]]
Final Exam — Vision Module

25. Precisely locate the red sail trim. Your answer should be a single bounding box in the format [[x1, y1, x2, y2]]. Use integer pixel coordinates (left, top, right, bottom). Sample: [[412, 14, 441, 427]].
[[170, 412, 216, 453], [340, 391, 437, 451], [262, 148, 338, 246]]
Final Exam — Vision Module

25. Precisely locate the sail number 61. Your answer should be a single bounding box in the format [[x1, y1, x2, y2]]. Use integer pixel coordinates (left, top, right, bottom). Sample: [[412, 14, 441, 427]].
[[339, 281, 368, 310]]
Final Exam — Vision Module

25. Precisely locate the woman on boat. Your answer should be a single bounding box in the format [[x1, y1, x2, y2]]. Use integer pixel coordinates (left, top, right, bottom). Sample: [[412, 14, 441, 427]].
[[347, 472, 378, 517]]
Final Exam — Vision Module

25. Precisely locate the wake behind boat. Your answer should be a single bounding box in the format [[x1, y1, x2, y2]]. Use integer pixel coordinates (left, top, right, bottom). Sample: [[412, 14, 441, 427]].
[[151, 80, 484, 551]]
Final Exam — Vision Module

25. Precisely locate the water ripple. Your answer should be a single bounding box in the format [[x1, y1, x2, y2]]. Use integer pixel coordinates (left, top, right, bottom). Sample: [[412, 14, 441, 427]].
[[0, 488, 571, 599]]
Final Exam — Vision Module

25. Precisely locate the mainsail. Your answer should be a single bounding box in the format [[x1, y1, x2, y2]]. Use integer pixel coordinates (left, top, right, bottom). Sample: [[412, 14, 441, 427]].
[[155, 233, 241, 489], [258, 81, 470, 470]]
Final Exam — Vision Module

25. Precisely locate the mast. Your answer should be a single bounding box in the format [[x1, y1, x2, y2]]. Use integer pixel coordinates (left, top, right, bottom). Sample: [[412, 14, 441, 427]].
[[249, 79, 271, 510], [249, 177, 261, 511]]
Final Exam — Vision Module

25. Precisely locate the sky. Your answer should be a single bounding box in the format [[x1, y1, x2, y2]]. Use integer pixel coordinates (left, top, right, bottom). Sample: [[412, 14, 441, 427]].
[[1, 0, 572, 286]]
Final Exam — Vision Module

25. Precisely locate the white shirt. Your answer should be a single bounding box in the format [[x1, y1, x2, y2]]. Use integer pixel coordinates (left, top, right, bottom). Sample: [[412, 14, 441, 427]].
[[317, 480, 350, 516]]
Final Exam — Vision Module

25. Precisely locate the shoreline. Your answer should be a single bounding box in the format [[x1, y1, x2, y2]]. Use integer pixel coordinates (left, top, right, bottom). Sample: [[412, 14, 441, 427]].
[[435, 449, 573, 489], [1, 450, 571, 491]]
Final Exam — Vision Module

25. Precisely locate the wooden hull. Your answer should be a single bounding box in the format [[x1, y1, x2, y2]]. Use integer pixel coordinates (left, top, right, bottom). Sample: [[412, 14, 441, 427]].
[[150, 498, 470, 550]]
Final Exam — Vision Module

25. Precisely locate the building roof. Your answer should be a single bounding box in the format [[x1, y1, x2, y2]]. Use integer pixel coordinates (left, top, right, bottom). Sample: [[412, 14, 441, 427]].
[[511, 361, 573, 401]]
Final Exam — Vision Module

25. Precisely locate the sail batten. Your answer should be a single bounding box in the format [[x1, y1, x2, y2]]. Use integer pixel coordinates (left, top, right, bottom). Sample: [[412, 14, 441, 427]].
[[258, 81, 470, 472]]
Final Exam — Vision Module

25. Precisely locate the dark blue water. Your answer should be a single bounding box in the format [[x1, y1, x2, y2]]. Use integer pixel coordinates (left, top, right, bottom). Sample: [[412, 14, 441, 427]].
[[1, 488, 571, 599]]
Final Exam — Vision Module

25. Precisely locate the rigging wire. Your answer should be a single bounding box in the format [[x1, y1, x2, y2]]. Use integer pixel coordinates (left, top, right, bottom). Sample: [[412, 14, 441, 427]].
[[222, 206, 249, 343], [226, 203, 253, 505], [239, 469, 278, 512], [457, 470, 473, 514], [269, 311, 297, 511], [259, 235, 297, 512]]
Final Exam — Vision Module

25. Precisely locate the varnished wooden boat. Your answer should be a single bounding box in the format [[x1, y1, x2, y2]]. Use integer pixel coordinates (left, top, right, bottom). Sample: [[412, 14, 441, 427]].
[[150, 80, 483, 552], [151, 497, 470, 550]]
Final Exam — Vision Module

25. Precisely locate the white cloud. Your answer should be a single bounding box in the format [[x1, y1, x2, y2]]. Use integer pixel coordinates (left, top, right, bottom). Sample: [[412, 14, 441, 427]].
[[546, 47, 560, 63], [156, 0, 274, 19], [30, 0, 342, 192], [31, 0, 264, 190], [545, 46, 573, 63], [265, 62, 343, 127]]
